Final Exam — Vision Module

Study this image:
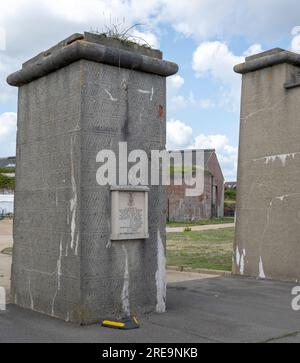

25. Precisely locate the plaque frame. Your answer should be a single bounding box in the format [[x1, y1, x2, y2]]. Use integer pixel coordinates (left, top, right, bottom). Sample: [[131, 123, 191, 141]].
[[110, 186, 149, 241]]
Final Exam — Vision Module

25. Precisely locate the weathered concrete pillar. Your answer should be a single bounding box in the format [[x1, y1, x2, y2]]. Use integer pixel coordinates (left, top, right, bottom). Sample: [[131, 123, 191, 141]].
[[7, 32, 178, 323], [234, 48, 300, 282]]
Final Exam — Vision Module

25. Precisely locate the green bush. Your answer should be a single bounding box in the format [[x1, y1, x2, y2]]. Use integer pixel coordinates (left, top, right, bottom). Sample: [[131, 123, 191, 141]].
[[224, 188, 236, 201], [0, 174, 15, 190]]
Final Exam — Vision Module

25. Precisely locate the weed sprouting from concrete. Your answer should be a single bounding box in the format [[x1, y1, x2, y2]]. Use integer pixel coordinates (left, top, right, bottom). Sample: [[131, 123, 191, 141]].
[[91, 16, 153, 49]]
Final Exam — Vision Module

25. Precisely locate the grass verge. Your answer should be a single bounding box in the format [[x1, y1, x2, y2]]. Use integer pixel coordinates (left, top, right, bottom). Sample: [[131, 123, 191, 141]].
[[167, 228, 234, 271], [167, 217, 234, 228]]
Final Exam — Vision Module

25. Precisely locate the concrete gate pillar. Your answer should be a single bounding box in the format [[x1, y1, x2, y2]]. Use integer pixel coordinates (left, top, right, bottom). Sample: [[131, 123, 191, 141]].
[[234, 48, 300, 282], [7, 32, 178, 323]]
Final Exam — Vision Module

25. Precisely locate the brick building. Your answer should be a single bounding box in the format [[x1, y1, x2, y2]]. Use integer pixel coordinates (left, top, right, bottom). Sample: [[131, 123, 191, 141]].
[[167, 149, 224, 221]]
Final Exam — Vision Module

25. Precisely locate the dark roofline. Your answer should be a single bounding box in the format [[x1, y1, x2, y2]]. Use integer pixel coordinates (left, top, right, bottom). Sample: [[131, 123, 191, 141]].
[[0, 156, 16, 161], [168, 149, 216, 153]]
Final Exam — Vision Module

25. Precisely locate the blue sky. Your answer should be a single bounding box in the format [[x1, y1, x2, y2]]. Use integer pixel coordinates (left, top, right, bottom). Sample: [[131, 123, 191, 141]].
[[1, 0, 300, 180]]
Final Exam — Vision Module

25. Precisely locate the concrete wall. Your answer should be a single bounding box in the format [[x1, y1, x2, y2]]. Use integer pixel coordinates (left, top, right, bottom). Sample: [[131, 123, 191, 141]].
[[234, 49, 300, 282], [8, 33, 178, 323]]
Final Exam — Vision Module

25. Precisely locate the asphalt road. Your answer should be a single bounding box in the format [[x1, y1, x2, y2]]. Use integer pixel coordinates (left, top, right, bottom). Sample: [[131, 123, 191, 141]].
[[0, 276, 299, 343]]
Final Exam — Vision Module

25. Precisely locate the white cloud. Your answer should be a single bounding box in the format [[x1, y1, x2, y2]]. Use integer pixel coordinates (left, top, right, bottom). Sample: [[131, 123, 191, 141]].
[[188, 92, 215, 109], [243, 43, 263, 57], [0, 0, 163, 105], [161, 0, 300, 43], [167, 74, 186, 112], [0, 27, 6, 51], [168, 74, 185, 92], [0, 112, 17, 157], [167, 75, 215, 113], [291, 26, 300, 53], [192, 41, 263, 111], [193, 134, 238, 180], [0, 54, 19, 103], [167, 119, 238, 180], [0, 0, 297, 111], [0, 1, 298, 63], [131, 29, 160, 49], [167, 119, 193, 150], [0, 0, 162, 58], [4, 0, 294, 48]]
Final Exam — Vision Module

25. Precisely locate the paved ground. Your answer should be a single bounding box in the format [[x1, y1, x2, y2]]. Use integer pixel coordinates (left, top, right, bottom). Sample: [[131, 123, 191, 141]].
[[0, 218, 13, 251], [0, 219, 13, 298], [0, 276, 299, 343], [166, 269, 219, 283], [166, 223, 235, 233], [1, 219, 299, 343]]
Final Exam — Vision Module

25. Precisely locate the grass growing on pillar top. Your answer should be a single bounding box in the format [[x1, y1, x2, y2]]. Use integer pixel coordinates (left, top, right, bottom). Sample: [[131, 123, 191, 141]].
[[166, 228, 234, 271], [92, 22, 153, 49]]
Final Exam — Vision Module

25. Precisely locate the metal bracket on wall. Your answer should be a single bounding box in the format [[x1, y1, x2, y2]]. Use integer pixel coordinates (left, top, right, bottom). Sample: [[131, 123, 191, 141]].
[[284, 71, 300, 89]]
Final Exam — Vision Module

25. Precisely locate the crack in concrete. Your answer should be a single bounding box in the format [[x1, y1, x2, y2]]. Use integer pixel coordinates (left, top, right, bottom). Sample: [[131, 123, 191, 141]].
[[259, 331, 299, 343]]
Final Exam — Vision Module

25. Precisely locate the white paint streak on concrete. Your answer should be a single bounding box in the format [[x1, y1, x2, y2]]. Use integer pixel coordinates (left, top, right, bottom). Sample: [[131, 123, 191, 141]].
[[236, 246, 240, 268], [240, 249, 246, 275], [70, 135, 78, 255], [259, 256, 266, 279], [75, 234, 79, 256], [52, 238, 63, 316], [138, 89, 151, 95], [57, 239, 63, 290], [150, 87, 154, 101], [121, 244, 130, 317], [28, 277, 34, 310], [156, 229, 166, 313], [104, 89, 118, 102], [240, 254, 244, 275], [138, 88, 154, 101], [254, 152, 300, 166], [276, 195, 289, 202], [0, 287, 6, 311], [236, 247, 246, 275]]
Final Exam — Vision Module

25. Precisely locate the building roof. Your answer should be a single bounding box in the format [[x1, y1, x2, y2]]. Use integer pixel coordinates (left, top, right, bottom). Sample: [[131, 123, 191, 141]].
[[0, 157, 16, 168], [225, 181, 237, 189], [168, 149, 215, 167]]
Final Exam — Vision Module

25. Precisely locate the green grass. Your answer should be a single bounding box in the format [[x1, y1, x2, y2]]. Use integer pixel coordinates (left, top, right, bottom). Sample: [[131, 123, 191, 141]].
[[224, 200, 236, 205], [167, 217, 234, 228], [167, 228, 234, 271], [0, 167, 15, 174]]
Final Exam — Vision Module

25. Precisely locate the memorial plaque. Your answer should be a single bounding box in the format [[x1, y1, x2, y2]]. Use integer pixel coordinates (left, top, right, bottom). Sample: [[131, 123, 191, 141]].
[[111, 186, 149, 240]]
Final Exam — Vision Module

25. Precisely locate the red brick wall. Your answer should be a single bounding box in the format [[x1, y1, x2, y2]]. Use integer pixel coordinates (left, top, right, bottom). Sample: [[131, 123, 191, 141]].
[[166, 151, 224, 221]]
